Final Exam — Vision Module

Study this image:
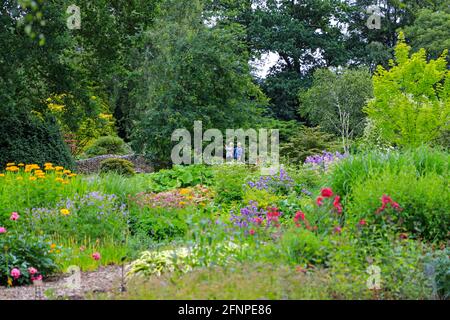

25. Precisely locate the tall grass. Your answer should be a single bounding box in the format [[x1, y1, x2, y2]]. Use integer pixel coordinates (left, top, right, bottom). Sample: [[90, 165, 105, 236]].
[[328, 146, 449, 198]]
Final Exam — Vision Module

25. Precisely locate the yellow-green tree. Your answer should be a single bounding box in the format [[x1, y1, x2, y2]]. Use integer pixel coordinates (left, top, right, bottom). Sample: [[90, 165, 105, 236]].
[[365, 33, 450, 148]]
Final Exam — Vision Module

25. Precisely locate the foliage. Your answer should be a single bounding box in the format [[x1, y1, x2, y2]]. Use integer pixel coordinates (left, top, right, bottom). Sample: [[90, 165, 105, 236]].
[[100, 158, 135, 176], [85, 136, 130, 157], [0, 110, 74, 169], [0, 162, 77, 217], [131, 0, 266, 166], [402, 8, 450, 60], [148, 165, 213, 192], [280, 126, 340, 164], [348, 170, 450, 242], [0, 233, 57, 287], [364, 33, 450, 148], [329, 147, 449, 198], [212, 164, 257, 204], [21, 192, 129, 243], [299, 68, 373, 151]]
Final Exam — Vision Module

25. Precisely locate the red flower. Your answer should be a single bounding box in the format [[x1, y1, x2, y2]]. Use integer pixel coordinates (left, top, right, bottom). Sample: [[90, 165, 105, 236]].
[[333, 196, 343, 214], [358, 219, 367, 226], [249, 229, 255, 236], [294, 211, 305, 223], [399, 233, 408, 240], [321, 188, 333, 198], [377, 194, 402, 213], [316, 196, 324, 206]]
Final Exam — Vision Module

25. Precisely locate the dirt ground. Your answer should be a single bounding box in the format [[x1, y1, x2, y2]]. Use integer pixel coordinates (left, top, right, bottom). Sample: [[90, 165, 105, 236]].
[[0, 265, 128, 300]]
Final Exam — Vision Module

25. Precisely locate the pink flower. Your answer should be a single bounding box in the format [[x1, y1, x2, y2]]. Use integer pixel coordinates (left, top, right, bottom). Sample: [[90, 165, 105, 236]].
[[333, 226, 342, 234], [10, 212, 19, 221], [28, 267, 38, 276], [32, 275, 43, 282], [316, 196, 324, 206], [249, 229, 255, 236], [0, 227, 6, 234], [92, 252, 101, 261], [10, 268, 21, 280], [321, 188, 333, 198], [358, 219, 367, 226]]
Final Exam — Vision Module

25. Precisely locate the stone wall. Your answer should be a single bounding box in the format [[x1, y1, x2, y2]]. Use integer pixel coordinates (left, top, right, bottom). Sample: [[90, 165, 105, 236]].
[[75, 154, 153, 174]]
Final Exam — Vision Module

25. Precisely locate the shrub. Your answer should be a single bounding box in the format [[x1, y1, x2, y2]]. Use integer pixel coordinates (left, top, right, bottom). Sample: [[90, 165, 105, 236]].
[[100, 158, 135, 176], [213, 164, 257, 204], [130, 207, 190, 242], [0, 110, 74, 169], [347, 170, 449, 242], [0, 226, 57, 286], [148, 165, 213, 192], [280, 126, 340, 165], [364, 33, 449, 148], [84, 136, 130, 157], [279, 228, 330, 267], [329, 147, 449, 197]]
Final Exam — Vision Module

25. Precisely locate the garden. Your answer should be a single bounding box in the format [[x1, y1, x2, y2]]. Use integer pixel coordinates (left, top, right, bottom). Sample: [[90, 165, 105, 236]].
[[0, 0, 449, 301]]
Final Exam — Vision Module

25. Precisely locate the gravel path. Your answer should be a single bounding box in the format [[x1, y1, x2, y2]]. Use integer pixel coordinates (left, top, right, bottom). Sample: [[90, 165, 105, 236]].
[[0, 265, 127, 300]]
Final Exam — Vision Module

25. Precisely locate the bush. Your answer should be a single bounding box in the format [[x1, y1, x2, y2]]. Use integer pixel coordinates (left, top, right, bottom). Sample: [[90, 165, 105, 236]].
[[364, 33, 449, 148], [212, 164, 257, 204], [84, 136, 130, 157], [0, 231, 57, 286], [280, 126, 340, 165], [148, 165, 213, 192], [329, 147, 449, 197], [347, 170, 449, 242], [279, 228, 330, 267], [130, 207, 190, 242], [0, 110, 74, 169], [100, 158, 135, 176]]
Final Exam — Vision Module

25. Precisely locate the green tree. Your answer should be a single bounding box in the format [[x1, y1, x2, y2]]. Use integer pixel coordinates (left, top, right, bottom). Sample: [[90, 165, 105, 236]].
[[402, 8, 450, 60], [364, 33, 450, 148], [299, 68, 373, 152], [131, 0, 267, 167]]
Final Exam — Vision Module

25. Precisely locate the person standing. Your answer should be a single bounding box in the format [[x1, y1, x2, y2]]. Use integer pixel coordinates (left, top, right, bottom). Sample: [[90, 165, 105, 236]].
[[235, 142, 243, 162], [225, 142, 234, 162]]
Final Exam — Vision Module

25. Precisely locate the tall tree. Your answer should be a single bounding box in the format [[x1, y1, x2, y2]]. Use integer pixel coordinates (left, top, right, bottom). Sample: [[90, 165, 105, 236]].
[[299, 67, 373, 151], [131, 0, 267, 167], [402, 7, 450, 60]]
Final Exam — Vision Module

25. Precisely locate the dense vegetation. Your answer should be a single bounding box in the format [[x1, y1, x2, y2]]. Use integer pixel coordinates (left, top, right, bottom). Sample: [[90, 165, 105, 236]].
[[0, 0, 448, 300]]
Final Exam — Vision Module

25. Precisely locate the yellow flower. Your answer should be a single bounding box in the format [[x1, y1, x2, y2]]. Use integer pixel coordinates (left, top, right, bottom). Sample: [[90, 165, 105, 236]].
[[179, 201, 186, 206], [60, 209, 70, 216], [44, 163, 53, 167], [179, 188, 191, 195], [63, 170, 71, 174], [50, 243, 57, 249], [55, 178, 64, 183], [18, 163, 24, 167], [0, 174, 5, 177], [34, 170, 44, 175], [6, 163, 15, 167], [62, 180, 69, 185], [16, 176, 23, 181], [29, 176, 37, 181], [55, 166, 64, 171], [68, 173, 77, 178], [6, 166, 19, 172], [7, 278, 12, 286]]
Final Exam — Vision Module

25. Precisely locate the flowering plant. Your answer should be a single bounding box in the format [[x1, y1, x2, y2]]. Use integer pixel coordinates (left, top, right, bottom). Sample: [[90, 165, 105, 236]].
[[246, 168, 294, 195], [304, 151, 347, 172]]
